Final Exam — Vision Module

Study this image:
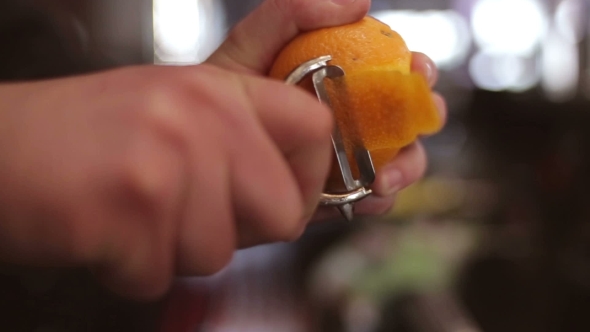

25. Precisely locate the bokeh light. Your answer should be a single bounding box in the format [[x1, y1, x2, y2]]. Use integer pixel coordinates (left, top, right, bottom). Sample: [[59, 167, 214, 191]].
[[153, 0, 226, 64], [555, 0, 585, 44], [372, 9, 471, 70], [469, 52, 539, 92], [471, 0, 548, 56], [541, 29, 579, 101]]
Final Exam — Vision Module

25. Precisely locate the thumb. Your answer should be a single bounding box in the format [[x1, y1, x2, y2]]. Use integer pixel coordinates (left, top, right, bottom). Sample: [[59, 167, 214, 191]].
[[206, 0, 370, 75]]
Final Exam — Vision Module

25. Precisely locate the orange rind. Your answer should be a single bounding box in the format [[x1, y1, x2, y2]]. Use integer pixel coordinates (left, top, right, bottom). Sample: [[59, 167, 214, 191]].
[[269, 16, 442, 189]]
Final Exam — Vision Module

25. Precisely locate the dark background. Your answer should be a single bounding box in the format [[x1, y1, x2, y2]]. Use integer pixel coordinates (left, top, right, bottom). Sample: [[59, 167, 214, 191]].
[[1, 0, 590, 331]]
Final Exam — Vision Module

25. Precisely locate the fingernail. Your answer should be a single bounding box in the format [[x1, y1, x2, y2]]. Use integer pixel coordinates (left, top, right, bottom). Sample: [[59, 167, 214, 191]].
[[424, 60, 435, 86], [382, 169, 403, 196], [332, 0, 356, 5]]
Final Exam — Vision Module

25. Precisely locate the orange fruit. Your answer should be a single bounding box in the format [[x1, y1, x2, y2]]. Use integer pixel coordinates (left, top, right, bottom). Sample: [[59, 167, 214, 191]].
[[269, 16, 442, 191]]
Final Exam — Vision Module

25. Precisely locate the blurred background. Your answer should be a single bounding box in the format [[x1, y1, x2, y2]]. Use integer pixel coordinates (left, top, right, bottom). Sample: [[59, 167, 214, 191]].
[[1, 0, 590, 331]]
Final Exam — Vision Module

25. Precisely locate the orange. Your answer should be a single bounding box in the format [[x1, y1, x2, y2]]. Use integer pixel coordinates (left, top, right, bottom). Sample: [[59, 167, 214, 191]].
[[269, 16, 442, 191], [269, 16, 412, 78]]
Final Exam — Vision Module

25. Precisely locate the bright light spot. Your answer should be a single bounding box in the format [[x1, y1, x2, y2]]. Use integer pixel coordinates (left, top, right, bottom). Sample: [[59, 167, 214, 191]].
[[541, 30, 579, 102], [469, 51, 539, 92], [372, 10, 471, 70], [471, 0, 548, 56], [153, 0, 226, 64], [154, 0, 200, 62], [555, 0, 585, 44]]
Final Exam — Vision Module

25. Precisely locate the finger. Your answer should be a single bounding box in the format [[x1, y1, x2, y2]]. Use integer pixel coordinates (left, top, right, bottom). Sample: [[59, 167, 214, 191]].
[[371, 142, 427, 197], [180, 66, 332, 246], [312, 143, 426, 221], [175, 126, 237, 276], [411, 52, 438, 87], [242, 76, 334, 219], [411, 52, 447, 130], [206, 0, 371, 74], [232, 72, 334, 246], [91, 124, 188, 300], [354, 194, 397, 215], [311, 143, 426, 221]]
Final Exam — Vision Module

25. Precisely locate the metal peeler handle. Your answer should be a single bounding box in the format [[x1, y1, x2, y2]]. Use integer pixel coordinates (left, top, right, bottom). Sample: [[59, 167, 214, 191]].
[[284, 56, 376, 221]]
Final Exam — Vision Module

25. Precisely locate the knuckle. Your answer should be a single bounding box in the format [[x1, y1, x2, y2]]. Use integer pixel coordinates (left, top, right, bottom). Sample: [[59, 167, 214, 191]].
[[111, 85, 190, 215], [143, 85, 191, 135], [117, 152, 180, 214], [116, 134, 185, 215]]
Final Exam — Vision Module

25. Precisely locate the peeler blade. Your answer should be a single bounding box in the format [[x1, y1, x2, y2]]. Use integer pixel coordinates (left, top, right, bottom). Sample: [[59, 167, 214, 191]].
[[338, 204, 355, 222], [284, 56, 377, 221]]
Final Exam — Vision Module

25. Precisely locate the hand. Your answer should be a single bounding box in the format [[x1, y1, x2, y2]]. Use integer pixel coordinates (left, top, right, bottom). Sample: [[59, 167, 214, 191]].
[[0, 63, 333, 300], [0, 0, 446, 301], [311, 52, 447, 220], [207, 0, 447, 220]]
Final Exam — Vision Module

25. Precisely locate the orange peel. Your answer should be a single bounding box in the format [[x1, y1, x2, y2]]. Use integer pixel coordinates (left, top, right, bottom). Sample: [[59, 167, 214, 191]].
[[269, 16, 442, 189]]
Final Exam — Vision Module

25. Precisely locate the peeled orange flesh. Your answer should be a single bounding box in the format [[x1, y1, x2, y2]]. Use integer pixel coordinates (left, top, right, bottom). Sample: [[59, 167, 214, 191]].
[[269, 17, 442, 191]]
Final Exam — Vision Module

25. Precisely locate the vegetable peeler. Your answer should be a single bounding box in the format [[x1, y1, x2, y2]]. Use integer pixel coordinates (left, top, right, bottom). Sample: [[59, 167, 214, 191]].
[[285, 55, 376, 221]]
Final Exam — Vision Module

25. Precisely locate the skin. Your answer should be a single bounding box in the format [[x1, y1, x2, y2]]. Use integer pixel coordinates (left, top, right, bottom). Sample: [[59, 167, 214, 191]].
[[0, 0, 446, 301]]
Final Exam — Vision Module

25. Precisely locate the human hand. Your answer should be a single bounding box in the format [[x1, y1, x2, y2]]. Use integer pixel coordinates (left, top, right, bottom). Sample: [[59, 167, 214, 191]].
[[207, 0, 447, 220], [0, 0, 446, 301], [0, 60, 336, 299]]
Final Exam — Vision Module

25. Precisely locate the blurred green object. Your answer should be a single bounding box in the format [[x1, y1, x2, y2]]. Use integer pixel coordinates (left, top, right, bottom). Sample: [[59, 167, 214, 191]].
[[308, 217, 480, 312], [353, 230, 449, 301], [350, 221, 478, 304]]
